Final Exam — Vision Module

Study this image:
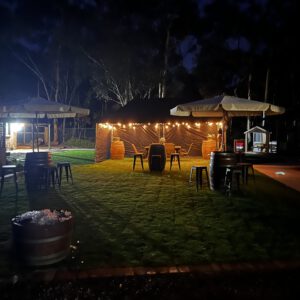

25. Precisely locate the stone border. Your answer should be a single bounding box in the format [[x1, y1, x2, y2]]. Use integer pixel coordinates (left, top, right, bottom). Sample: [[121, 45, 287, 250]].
[[13, 259, 300, 283]]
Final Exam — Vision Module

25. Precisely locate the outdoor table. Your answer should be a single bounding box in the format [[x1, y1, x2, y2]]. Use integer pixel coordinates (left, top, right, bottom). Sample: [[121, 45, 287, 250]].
[[148, 144, 166, 172], [145, 145, 181, 157]]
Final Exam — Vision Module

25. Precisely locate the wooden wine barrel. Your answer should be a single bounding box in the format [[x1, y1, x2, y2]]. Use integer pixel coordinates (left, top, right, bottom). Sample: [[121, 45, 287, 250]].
[[209, 151, 238, 191], [148, 143, 166, 172], [11, 217, 73, 266], [202, 139, 217, 160], [110, 141, 125, 159], [24, 152, 51, 191]]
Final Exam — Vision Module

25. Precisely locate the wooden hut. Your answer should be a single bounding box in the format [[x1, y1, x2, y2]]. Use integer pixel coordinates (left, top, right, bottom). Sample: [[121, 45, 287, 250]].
[[244, 126, 271, 153]]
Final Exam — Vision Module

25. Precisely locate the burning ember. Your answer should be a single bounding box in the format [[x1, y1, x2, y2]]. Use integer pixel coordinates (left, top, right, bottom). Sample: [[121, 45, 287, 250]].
[[13, 209, 72, 225]]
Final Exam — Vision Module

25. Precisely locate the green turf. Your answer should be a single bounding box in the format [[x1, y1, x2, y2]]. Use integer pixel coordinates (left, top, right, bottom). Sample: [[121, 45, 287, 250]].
[[0, 155, 300, 276], [51, 149, 96, 164]]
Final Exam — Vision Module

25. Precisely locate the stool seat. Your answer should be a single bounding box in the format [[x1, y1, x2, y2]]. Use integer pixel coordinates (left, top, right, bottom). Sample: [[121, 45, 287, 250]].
[[57, 162, 73, 186], [0, 165, 18, 194], [189, 166, 209, 191], [170, 153, 181, 170]]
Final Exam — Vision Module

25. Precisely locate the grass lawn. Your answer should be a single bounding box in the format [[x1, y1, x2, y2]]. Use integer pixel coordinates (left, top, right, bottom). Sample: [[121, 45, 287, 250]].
[[51, 149, 96, 164], [1, 150, 300, 277]]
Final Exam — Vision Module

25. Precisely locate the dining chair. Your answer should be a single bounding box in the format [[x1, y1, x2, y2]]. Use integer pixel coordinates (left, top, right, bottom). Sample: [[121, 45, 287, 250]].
[[131, 144, 144, 170], [180, 143, 193, 156]]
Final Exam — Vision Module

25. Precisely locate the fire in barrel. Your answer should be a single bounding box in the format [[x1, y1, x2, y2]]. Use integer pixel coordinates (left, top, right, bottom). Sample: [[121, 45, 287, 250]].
[[11, 209, 73, 266]]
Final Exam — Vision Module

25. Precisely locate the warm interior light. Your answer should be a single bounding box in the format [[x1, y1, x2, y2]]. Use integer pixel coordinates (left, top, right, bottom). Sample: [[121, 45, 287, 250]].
[[10, 123, 24, 132]]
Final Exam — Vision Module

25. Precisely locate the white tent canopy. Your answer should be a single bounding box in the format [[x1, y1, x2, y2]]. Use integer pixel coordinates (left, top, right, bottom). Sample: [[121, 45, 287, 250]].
[[170, 95, 285, 118]]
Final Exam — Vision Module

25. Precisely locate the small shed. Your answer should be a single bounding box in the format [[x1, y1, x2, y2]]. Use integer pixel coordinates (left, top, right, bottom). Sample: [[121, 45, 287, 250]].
[[244, 126, 271, 153], [95, 98, 221, 162]]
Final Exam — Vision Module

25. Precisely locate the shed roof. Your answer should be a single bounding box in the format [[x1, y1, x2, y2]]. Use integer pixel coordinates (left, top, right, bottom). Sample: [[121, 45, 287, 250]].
[[244, 126, 269, 134]]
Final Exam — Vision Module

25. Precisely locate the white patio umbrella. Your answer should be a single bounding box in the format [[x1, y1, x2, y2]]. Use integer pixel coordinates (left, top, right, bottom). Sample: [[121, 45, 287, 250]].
[[0, 97, 90, 119], [0, 97, 90, 151], [170, 95, 285, 150]]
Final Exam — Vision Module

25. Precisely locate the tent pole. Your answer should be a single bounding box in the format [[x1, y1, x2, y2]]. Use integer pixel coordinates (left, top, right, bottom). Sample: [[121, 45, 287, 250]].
[[36, 113, 39, 152], [48, 123, 51, 150], [246, 116, 251, 150], [32, 122, 35, 152], [222, 111, 228, 151]]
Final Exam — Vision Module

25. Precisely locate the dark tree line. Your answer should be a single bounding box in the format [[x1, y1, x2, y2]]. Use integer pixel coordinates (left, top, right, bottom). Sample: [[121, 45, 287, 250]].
[[0, 0, 299, 126]]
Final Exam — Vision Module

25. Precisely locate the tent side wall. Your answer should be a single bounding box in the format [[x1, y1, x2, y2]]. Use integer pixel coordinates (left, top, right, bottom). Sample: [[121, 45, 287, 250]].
[[95, 126, 111, 162]]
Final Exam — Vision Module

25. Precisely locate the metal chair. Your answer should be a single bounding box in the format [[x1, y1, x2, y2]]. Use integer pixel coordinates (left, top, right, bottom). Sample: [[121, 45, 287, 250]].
[[132, 144, 144, 170], [180, 143, 193, 157]]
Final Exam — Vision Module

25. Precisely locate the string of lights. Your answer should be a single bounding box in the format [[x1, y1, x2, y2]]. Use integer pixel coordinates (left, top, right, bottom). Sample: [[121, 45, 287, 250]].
[[98, 121, 223, 130]]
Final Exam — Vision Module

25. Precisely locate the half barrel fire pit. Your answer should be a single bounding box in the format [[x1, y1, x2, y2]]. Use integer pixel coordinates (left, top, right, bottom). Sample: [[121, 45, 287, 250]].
[[11, 209, 73, 266]]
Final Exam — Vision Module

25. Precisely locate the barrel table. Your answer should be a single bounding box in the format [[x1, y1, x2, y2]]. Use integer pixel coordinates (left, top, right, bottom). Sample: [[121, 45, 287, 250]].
[[148, 144, 166, 172], [202, 139, 217, 160], [209, 151, 238, 191], [24, 152, 52, 191]]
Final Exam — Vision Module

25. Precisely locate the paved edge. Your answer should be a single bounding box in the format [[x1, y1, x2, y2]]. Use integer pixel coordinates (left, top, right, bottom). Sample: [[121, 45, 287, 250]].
[[3, 260, 300, 284]]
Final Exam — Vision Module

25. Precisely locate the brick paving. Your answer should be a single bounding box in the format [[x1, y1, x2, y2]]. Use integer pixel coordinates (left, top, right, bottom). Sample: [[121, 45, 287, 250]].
[[254, 164, 300, 193]]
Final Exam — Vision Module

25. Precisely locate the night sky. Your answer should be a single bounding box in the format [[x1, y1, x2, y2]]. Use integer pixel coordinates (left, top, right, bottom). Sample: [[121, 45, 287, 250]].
[[0, 0, 299, 117]]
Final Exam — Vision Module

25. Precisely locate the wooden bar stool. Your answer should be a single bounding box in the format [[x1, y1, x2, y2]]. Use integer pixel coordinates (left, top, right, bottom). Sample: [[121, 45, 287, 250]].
[[189, 166, 209, 191], [0, 165, 18, 194], [57, 162, 73, 186], [170, 153, 181, 170]]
